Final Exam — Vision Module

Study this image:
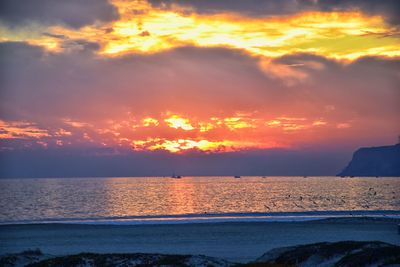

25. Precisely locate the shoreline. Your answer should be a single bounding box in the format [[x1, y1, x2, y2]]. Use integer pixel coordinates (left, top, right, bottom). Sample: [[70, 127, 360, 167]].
[[2, 210, 400, 226], [1, 218, 399, 263]]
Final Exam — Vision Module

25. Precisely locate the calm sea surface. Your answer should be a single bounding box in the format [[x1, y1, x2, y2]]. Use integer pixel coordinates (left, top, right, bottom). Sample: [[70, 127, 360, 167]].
[[0, 176, 399, 224]]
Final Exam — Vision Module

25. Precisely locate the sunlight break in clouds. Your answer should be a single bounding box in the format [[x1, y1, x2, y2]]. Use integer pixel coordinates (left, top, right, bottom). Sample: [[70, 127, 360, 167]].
[[3, 0, 398, 61], [0, 112, 348, 153], [164, 114, 195, 131], [0, 0, 399, 155], [102, 1, 399, 60]]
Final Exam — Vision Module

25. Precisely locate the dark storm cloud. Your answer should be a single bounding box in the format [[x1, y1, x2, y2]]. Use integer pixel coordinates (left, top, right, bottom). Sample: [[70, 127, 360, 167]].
[[0, 0, 118, 28], [150, 0, 400, 25], [150, 0, 315, 16], [41, 33, 101, 51], [317, 0, 400, 26], [61, 39, 101, 52]]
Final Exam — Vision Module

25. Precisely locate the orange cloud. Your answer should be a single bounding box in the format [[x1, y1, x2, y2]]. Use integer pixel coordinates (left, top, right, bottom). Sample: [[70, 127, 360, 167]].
[[0, 120, 49, 139], [62, 118, 92, 128], [142, 117, 159, 127], [164, 114, 194, 130], [88, 113, 335, 152], [132, 138, 270, 153], [0, 113, 371, 153], [1, 1, 397, 152]]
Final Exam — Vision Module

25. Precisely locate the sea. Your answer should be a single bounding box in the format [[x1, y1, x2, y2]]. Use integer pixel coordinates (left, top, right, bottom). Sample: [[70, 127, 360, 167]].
[[0, 176, 399, 225]]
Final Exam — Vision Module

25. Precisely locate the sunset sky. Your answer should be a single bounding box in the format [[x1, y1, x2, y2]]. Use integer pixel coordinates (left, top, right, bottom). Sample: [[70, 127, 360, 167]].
[[0, 0, 399, 177]]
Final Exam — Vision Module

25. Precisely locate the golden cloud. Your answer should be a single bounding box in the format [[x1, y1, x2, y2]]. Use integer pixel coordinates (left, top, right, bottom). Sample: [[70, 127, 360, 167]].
[[3, 0, 397, 62], [0, 112, 352, 152], [0, 120, 49, 139]]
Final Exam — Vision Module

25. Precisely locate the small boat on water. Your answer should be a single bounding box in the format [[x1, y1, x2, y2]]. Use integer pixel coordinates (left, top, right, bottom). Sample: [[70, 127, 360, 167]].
[[234, 175, 241, 178], [171, 173, 182, 179]]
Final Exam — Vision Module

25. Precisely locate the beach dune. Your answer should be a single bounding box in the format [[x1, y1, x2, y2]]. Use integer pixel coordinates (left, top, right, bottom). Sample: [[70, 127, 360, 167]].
[[1, 218, 399, 263]]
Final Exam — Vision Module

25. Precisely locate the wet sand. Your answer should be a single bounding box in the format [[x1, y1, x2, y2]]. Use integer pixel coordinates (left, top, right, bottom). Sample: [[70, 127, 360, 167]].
[[1, 218, 399, 263]]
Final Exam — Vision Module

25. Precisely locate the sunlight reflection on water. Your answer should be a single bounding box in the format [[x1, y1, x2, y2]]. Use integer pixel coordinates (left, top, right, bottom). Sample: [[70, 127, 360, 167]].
[[0, 176, 399, 222]]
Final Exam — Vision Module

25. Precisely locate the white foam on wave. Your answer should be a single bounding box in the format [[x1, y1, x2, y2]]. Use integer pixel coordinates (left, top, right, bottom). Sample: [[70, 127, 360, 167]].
[[2, 210, 399, 225]]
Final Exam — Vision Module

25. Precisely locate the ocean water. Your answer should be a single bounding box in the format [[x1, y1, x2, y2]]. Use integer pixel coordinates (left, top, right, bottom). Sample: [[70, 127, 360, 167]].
[[0, 176, 399, 224]]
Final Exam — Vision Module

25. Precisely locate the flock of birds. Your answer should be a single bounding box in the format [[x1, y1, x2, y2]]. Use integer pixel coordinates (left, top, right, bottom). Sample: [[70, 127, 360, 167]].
[[263, 186, 397, 211], [167, 175, 397, 211]]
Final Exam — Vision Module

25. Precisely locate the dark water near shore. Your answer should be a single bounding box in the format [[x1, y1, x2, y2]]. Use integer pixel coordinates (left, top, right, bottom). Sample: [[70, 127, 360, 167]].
[[0, 176, 399, 224]]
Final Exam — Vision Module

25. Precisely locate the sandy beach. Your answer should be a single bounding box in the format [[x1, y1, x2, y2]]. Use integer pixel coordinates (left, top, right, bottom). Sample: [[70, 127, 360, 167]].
[[1, 218, 399, 263]]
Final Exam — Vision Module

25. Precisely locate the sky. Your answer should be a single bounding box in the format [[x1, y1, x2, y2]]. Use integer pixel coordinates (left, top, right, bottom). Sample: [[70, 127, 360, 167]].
[[0, 0, 399, 177]]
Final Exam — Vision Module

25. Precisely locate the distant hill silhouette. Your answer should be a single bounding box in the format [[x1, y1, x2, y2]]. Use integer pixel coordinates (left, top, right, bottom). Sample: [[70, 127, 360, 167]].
[[338, 144, 400, 177]]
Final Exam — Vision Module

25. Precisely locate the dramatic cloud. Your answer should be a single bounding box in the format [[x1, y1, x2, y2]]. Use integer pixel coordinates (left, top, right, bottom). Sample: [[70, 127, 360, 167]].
[[150, 0, 400, 25], [1, 0, 398, 60], [0, 0, 399, 176], [0, 0, 118, 28], [0, 41, 398, 154]]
